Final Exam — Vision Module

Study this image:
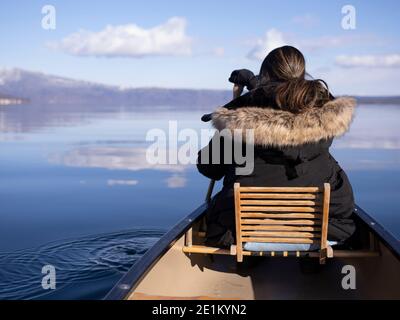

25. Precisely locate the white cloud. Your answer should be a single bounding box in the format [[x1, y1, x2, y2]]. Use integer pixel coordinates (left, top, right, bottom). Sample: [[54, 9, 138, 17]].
[[315, 65, 400, 95], [297, 35, 367, 51], [247, 28, 378, 61], [335, 54, 400, 68], [51, 17, 192, 58], [247, 29, 287, 61]]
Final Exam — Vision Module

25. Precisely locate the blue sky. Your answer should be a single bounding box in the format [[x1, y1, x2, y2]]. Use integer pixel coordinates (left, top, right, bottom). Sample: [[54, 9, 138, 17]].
[[0, 0, 399, 95]]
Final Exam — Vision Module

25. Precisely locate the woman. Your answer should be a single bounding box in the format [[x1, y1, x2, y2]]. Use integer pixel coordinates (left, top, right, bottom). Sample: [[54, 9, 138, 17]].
[[197, 45, 356, 248]]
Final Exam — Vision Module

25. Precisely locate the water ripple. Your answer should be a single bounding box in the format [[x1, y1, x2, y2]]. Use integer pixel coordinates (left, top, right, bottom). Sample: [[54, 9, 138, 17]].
[[0, 229, 165, 300]]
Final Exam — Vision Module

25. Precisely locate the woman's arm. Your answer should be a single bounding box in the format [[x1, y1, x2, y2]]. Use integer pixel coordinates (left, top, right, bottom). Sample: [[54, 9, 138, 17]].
[[197, 134, 230, 181]]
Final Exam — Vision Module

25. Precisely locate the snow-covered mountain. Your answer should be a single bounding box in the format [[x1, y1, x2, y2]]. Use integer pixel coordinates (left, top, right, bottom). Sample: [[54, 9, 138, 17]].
[[1, 68, 399, 106], [0, 68, 231, 107]]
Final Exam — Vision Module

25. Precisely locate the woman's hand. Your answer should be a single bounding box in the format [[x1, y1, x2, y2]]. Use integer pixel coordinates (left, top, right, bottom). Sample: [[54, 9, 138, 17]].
[[229, 69, 258, 90], [233, 84, 244, 98]]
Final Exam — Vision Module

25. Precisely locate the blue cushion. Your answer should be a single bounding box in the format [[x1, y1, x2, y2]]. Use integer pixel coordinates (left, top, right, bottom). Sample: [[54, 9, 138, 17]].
[[243, 241, 337, 252]]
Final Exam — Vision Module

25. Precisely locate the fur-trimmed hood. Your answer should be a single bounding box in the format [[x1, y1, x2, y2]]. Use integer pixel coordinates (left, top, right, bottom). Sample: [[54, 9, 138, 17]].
[[212, 97, 356, 147]]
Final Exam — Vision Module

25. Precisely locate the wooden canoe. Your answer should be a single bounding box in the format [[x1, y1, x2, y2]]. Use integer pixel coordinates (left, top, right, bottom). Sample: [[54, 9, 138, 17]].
[[105, 204, 400, 300]]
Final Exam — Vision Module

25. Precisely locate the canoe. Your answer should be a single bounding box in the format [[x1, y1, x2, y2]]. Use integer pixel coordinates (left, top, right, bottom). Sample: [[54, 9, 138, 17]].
[[105, 201, 400, 300]]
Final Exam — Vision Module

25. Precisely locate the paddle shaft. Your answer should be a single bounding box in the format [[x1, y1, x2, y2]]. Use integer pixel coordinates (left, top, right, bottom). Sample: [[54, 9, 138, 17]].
[[205, 84, 243, 202]]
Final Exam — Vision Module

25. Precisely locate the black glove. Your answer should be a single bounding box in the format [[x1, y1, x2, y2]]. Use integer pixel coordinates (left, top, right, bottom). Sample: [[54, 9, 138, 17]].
[[201, 69, 263, 123], [201, 113, 213, 122], [229, 69, 258, 90]]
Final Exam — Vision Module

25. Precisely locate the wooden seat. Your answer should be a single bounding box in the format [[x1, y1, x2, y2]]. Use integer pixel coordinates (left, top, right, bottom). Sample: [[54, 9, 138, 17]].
[[233, 183, 332, 264], [182, 183, 380, 263]]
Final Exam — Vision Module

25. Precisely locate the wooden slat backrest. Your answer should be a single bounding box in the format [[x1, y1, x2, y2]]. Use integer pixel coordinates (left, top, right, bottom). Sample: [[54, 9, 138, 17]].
[[234, 183, 331, 263]]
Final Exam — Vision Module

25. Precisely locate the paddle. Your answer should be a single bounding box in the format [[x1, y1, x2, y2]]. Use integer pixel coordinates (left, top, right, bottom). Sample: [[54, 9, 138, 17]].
[[205, 84, 243, 203]]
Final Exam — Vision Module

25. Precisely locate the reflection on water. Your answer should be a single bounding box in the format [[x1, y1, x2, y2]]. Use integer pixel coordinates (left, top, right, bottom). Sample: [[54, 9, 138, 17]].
[[0, 103, 399, 299], [48, 147, 186, 172]]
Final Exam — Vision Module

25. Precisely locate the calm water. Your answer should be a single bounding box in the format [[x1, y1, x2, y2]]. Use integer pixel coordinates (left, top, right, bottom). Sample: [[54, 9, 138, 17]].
[[0, 103, 399, 299]]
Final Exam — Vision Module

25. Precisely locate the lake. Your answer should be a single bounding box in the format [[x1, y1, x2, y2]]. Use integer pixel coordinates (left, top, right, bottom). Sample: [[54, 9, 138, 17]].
[[0, 103, 399, 299]]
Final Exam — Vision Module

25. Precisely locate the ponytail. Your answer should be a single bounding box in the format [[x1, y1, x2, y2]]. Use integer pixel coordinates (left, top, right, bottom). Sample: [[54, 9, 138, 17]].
[[260, 46, 332, 113], [268, 78, 331, 113]]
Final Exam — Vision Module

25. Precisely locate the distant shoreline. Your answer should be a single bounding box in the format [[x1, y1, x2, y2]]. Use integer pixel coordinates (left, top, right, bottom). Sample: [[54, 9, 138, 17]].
[[354, 96, 400, 105], [1, 91, 399, 107], [0, 96, 28, 106], [0, 69, 399, 107]]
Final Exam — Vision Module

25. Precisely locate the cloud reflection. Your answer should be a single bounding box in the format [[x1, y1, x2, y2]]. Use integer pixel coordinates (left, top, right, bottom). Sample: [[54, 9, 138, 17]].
[[49, 147, 187, 172], [107, 179, 139, 186], [165, 174, 187, 188], [49, 146, 192, 189]]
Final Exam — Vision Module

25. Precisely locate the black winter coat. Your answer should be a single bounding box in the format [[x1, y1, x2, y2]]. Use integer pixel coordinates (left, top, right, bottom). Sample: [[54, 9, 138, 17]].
[[197, 91, 357, 246]]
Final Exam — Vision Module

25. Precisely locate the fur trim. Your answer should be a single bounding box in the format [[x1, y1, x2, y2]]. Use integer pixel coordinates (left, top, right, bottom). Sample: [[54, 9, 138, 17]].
[[212, 97, 356, 147]]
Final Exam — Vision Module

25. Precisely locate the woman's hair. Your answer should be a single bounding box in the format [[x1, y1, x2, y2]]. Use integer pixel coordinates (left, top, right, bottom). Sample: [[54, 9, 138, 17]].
[[259, 46, 331, 113]]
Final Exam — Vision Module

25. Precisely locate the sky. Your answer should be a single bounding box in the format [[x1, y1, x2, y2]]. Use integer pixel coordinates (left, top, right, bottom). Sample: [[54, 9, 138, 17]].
[[0, 0, 399, 95]]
